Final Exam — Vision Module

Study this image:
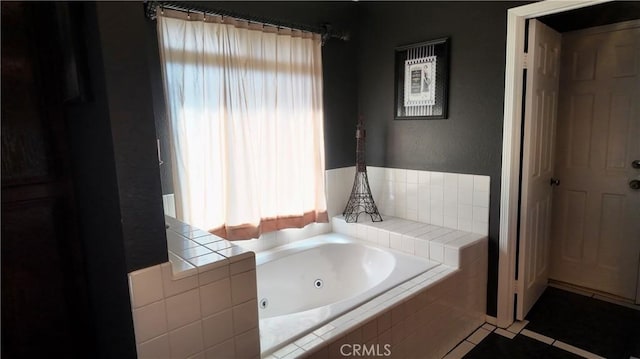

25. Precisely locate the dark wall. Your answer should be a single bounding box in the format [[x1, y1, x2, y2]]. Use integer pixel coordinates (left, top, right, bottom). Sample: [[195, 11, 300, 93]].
[[95, 2, 167, 272], [357, 1, 528, 316], [150, 1, 360, 193], [64, 2, 169, 357]]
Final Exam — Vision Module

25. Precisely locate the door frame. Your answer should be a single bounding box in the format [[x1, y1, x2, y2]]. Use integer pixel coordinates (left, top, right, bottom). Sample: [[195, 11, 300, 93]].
[[497, 0, 613, 328]]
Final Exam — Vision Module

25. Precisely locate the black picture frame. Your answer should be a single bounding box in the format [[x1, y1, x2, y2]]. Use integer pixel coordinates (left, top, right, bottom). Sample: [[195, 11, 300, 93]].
[[394, 37, 450, 120]]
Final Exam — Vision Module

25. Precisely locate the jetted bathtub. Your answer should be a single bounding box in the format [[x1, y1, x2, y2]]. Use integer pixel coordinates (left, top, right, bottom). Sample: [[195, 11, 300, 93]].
[[256, 232, 439, 355]]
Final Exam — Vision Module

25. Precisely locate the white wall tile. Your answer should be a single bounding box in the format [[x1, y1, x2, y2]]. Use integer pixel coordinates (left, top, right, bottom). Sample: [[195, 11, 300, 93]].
[[473, 175, 490, 192], [198, 265, 230, 286], [458, 175, 474, 205], [430, 212, 444, 227], [458, 218, 473, 232], [133, 300, 168, 343], [444, 173, 458, 192], [418, 182, 430, 201], [401, 237, 415, 254], [378, 230, 391, 247], [356, 223, 368, 240], [406, 183, 418, 211], [430, 172, 444, 186], [325, 167, 355, 218], [472, 221, 489, 235], [390, 233, 403, 250], [385, 167, 395, 181], [161, 263, 198, 298], [332, 217, 348, 235], [137, 334, 171, 359], [177, 246, 213, 260], [457, 205, 473, 220], [360, 167, 491, 233], [168, 253, 197, 279], [163, 194, 176, 218], [234, 328, 260, 358], [367, 226, 380, 244], [367, 166, 385, 201], [444, 247, 460, 267], [202, 309, 234, 348], [430, 242, 445, 263], [415, 239, 429, 258], [200, 278, 232, 317], [230, 256, 255, 276], [166, 289, 201, 331], [473, 190, 490, 208], [129, 265, 164, 309], [346, 222, 357, 238], [204, 338, 235, 359], [406, 170, 418, 184], [418, 171, 430, 184], [443, 216, 458, 230], [430, 184, 444, 203], [472, 206, 489, 224], [231, 270, 257, 305], [169, 321, 204, 359], [444, 198, 458, 218], [394, 181, 407, 206], [232, 299, 258, 334]]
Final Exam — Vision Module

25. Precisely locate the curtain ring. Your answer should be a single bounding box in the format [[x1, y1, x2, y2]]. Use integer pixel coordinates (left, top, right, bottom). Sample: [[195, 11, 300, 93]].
[[160, 5, 164, 15], [187, 10, 190, 20], [202, 11, 206, 22]]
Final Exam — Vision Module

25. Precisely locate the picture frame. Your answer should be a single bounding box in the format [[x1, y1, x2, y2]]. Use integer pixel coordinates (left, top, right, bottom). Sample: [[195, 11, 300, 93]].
[[394, 37, 450, 120]]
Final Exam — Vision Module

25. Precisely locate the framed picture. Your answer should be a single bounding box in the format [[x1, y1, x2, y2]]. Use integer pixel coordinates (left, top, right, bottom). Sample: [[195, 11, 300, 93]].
[[394, 37, 450, 120]]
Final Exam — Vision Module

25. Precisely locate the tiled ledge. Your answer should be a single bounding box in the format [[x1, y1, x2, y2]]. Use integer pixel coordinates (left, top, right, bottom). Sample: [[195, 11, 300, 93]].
[[129, 216, 260, 359], [332, 215, 486, 268], [165, 215, 255, 279]]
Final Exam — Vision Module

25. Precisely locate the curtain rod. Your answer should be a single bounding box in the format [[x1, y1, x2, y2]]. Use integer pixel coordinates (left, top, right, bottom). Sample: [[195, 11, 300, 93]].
[[143, 1, 349, 45]]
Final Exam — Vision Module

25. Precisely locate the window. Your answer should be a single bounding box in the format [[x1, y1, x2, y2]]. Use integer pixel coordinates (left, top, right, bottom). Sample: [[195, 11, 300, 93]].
[[157, 14, 328, 240]]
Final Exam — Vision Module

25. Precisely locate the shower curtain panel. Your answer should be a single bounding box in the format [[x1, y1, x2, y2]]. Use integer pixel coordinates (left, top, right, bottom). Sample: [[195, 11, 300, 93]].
[[157, 14, 328, 240]]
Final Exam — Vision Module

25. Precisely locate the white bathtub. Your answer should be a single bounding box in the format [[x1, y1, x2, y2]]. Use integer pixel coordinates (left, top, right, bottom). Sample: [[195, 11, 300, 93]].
[[256, 232, 439, 355]]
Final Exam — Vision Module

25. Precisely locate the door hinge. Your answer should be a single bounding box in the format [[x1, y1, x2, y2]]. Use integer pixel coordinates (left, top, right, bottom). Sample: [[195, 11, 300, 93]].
[[522, 53, 528, 69], [513, 280, 520, 295]]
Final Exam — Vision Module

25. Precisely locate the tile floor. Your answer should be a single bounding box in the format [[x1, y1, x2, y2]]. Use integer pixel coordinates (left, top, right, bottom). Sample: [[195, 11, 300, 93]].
[[444, 286, 640, 359]]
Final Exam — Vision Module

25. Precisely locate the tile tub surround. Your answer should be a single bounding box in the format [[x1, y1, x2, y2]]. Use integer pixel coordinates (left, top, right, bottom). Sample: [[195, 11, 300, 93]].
[[261, 215, 487, 358], [264, 231, 488, 359], [129, 216, 260, 359], [370, 167, 490, 235], [232, 166, 489, 254]]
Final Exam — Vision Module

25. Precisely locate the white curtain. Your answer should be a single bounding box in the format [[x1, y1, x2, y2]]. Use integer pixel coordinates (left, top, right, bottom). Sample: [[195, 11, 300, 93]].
[[157, 13, 328, 240]]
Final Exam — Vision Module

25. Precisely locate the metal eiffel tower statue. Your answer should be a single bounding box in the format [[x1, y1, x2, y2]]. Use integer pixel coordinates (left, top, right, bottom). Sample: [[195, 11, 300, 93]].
[[343, 116, 383, 223]]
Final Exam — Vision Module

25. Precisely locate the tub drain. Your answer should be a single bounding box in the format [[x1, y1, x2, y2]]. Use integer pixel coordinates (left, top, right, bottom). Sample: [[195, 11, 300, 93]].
[[314, 279, 324, 289], [259, 298, 268, 309]]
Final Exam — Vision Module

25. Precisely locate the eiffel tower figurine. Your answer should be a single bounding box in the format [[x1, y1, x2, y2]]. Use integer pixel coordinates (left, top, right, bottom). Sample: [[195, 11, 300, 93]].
[[343, 116, 383, 223]]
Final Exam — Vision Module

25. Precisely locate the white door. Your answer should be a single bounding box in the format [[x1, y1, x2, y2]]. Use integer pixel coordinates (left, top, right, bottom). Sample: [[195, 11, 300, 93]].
[[517, 19, 562, 320], [550, 21, 640, 301]]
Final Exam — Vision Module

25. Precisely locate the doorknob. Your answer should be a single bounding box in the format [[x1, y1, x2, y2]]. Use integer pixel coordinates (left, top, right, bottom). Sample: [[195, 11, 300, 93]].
[[630, 179, 640, 190], [550, 178, 560, 186], [632, 160, 640, 169]]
